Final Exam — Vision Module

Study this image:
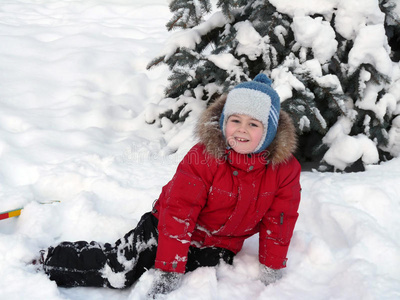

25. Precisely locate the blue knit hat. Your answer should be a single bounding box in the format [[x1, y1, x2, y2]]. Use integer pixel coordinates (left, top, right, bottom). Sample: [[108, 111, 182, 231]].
[[220, 74, 280, 153]]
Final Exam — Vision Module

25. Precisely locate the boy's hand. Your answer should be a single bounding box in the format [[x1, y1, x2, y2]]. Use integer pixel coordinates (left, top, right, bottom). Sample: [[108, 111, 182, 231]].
[[260, 266, 282, 286], [147, 269, 183, 299]]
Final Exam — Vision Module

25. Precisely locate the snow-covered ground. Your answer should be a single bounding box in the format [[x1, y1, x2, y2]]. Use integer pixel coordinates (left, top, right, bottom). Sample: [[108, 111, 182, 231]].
[[0, 1, 399, 299]]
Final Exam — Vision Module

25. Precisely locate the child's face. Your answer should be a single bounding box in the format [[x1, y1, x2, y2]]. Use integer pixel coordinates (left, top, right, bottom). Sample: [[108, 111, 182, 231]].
[[225, 114, 264, 154]]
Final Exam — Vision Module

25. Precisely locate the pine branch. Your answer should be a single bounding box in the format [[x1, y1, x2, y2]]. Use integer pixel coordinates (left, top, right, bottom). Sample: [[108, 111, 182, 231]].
[[146, 55, 167, 70], [167, 14, 184, 31]]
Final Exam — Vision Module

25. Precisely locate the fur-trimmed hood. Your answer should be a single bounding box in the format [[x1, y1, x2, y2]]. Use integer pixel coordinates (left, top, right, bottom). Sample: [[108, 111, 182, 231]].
[[195, 94, 298, 166]]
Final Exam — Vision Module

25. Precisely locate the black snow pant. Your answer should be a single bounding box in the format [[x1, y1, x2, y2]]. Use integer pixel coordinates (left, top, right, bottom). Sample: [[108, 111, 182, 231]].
[[43, 212, 235, 288]]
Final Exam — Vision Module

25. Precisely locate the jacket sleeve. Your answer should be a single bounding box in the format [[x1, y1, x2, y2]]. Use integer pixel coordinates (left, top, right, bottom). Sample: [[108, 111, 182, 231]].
[[259, 156, 301, 269], [154, 144, 215, 273]]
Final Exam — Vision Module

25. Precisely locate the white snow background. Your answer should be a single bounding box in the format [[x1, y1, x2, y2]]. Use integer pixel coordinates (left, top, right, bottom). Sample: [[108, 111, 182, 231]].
[[0, 0, 400, 299]]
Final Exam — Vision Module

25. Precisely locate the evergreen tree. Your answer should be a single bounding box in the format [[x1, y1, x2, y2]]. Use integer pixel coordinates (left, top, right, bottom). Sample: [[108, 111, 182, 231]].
[[146, 0, 400, 171], [381, 0, 400, 62]]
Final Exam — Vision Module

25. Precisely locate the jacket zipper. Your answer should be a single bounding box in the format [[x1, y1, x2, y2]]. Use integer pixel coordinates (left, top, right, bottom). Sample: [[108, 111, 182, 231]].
[[280, 212, 284, 224]]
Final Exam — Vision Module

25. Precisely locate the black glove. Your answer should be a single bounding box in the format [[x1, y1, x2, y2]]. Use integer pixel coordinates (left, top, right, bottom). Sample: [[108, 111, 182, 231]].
[[147, 269, 183, 299], [260, 266, 282, 286]]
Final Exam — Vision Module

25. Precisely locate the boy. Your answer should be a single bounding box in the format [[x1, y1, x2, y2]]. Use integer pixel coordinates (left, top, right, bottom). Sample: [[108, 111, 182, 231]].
[[39, 74, 301, 298]]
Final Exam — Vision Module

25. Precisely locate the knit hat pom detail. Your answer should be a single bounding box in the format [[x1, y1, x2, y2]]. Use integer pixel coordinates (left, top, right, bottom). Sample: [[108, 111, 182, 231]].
[[253, 73, 272, 86]]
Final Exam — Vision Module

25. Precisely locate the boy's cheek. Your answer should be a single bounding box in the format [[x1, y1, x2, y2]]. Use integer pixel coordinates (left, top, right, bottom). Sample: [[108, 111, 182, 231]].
[[226, 136, 235, 148]]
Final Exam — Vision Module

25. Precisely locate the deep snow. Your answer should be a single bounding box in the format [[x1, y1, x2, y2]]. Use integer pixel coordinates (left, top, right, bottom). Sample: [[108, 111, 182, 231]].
[[0, 1, 399, 299]]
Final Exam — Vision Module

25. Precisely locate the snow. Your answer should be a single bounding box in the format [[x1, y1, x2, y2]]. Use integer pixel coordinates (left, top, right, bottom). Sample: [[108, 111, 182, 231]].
[[384, 115, 400, 156], [269, 0, 336, 17], [335, 0, 386, 40], [348, 24, 393, 76], [234, 20, 265, 60], [322, 117, 381, 169], [269, 0, 400, 168], [291, 16, 337, 63], [160, 11, 229, 61], [271, 0, 386, 40], [0, 1, 400, 300], [323, 134, 380, 170], [208, 54, 239, 73], [356, 79, 397, 121], [271, 57, 306, 101]]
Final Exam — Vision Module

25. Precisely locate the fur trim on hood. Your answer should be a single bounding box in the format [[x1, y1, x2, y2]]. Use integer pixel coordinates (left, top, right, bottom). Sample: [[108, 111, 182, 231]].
[[195, 94, 298, 165]]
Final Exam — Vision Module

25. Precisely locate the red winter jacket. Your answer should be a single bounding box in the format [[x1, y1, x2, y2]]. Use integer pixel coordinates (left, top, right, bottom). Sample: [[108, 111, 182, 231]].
[[152, 95, 301, 273]]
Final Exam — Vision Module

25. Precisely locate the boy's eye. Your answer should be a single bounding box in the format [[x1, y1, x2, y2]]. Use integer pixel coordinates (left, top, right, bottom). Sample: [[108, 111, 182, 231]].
[[250, 122, 259, 127], [230, 119, 240, 123]]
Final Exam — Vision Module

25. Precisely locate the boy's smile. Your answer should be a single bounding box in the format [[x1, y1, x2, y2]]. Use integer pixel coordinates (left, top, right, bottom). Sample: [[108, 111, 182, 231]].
[[225, 114, 264, 154]]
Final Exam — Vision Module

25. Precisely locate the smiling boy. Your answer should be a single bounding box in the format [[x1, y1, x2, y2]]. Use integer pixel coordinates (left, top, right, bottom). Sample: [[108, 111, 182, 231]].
[[225, 114, 264, 154], [40, 74, 301, 298]]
